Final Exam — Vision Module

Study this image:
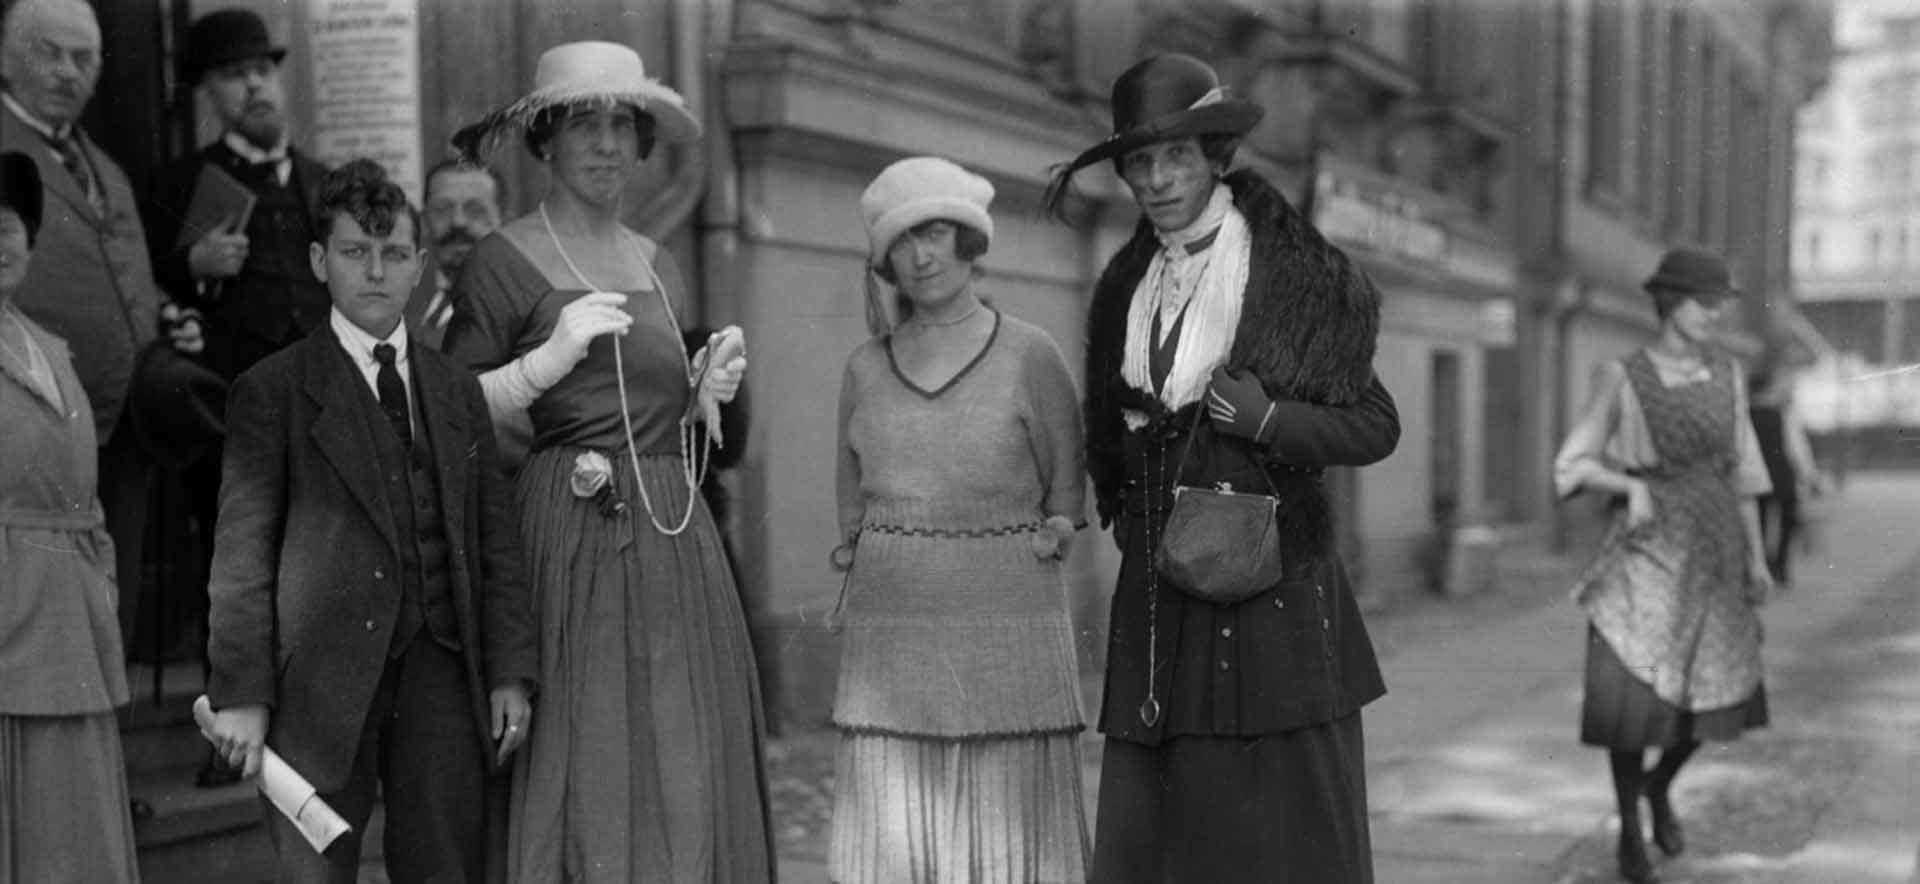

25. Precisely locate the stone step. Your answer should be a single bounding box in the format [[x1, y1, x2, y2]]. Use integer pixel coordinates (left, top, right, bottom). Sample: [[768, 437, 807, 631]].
[[131, 766, 389, 884], [129, 765, 261, 851]]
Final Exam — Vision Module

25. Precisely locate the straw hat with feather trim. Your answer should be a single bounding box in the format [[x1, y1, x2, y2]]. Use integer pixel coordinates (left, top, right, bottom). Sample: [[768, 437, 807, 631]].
[[452, 41, 701, 159]]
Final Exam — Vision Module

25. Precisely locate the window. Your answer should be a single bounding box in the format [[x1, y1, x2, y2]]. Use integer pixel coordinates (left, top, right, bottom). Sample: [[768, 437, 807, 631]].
[[1587, 0, 1627, 196]]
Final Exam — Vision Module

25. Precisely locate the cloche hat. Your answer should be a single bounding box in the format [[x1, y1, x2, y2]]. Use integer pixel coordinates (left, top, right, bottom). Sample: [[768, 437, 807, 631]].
[[1044, 54, 1261, 209], [0, 152, 43, 242], [1643, 246, 1741, 299], [452, 41, 700, 159], [182, 9, 287, 85], [859, 157, 995, 264]]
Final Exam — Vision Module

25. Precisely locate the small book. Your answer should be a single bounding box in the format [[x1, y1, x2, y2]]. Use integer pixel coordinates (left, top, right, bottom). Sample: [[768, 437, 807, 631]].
[[174, 163, 256, 250]]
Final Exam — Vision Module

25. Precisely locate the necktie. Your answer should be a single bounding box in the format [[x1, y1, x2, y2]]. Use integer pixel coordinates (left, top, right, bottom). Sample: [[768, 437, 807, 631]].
[[47, 133, 99, 211], [373, 343, 411, 446]]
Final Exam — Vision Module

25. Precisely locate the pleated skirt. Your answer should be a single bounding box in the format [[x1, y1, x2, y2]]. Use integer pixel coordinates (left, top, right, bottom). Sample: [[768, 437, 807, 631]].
[[0, 712, 140, 883], [1090, 715, 1372, 884], [506, 447, 774, 884], [829, 730, 1091, 884], [1580, 626, 1768, 749]]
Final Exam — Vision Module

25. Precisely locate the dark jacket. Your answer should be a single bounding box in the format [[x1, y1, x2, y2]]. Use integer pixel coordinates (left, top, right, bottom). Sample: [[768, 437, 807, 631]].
[[144, 141, 331, 379], [204, 325, 537, 791], [1085, 169, 1400, 744], [1, 103, 160, 441]]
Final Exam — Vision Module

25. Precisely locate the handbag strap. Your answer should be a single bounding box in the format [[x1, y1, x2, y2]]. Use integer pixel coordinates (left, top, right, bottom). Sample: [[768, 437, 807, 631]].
[[1168, 403, 1283, 499]]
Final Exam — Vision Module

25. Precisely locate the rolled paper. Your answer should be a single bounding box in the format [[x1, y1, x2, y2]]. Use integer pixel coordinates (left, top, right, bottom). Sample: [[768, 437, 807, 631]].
[[192, 695, 352, 853]]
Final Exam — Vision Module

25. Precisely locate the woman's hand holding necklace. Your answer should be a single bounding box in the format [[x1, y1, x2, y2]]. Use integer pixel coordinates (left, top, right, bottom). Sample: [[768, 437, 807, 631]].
[[523, 292, 632, 389]]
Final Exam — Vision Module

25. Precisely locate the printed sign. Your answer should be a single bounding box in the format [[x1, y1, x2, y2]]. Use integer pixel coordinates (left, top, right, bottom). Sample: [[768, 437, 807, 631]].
[[308, 0, 422, 199]]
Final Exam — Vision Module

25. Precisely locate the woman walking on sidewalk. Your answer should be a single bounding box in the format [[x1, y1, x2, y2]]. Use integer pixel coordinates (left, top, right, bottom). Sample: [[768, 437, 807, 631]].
[[829, 156, 1092, 883], [1555, 246, 1774, 884], [1051, 55, 1400, 883]]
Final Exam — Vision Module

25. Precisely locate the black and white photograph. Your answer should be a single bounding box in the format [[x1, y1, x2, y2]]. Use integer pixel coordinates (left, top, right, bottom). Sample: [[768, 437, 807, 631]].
[[0, 1, 1913, 883]]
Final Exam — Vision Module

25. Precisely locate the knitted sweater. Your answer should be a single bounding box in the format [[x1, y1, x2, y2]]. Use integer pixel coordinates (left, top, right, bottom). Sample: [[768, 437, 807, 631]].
[[832, 311, 1087, 738]]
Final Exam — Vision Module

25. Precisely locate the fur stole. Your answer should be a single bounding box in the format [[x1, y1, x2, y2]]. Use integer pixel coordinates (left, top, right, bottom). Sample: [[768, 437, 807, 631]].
[[1084, 169, 1382, 538]]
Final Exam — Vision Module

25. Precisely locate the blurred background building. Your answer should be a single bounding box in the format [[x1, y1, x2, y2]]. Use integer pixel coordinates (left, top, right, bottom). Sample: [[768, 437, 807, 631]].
[[1793, 0, 1920, 463], [67, 1, 1833, 878]]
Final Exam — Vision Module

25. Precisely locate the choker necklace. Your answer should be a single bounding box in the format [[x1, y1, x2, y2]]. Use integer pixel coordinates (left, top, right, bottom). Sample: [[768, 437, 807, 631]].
[[913, 300, 982, 328]]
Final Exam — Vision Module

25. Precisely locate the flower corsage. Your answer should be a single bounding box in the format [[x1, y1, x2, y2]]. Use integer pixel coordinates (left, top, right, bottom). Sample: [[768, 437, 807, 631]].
[[1029, 515, 1078, 561], [569, 451, 627, 518]]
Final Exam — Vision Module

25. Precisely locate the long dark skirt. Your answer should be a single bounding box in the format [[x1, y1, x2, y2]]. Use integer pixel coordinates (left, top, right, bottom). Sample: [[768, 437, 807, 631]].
[[1580, 626, 1768, 749], [1091, 713, 1371, 884]]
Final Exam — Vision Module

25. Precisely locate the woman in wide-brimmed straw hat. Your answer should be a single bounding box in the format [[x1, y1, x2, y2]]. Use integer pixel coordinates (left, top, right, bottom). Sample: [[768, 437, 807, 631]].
[[442, 40, 772, 884], [1554, 245, 1773, 883], [0, 150, 141, 883], [1054, 53, 1401, 882], [828, 156, 1091, 882]]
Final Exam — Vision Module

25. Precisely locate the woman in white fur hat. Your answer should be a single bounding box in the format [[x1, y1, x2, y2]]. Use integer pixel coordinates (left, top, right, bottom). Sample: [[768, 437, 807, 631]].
[[828, 156, 1091, 882], [444, 41, 772, 883]]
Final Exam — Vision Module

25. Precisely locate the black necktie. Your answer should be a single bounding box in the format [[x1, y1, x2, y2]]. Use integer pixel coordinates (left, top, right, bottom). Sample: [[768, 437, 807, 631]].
[[373, 343, 411, 446], [46, 133, 99, 211]]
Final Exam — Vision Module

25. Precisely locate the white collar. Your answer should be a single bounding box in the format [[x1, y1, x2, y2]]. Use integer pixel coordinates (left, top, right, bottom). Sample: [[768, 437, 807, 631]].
[[330, 308, 409, 369], [2, 93, 71, 142], [1153, 183, 1233, 255], [224, 131, 290, 164]]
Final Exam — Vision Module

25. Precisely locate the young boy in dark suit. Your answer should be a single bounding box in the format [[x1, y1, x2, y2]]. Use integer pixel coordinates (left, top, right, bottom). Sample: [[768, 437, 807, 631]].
[[202, 159, 536, 884]]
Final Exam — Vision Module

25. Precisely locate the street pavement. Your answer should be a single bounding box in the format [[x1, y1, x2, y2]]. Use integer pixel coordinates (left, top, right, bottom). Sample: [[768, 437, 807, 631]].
[[767, 472, 1920, 884]]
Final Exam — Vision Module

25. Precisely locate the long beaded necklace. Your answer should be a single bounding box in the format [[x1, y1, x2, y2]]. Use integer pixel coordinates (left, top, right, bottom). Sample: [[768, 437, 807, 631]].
[[540, 202, 710, 536]]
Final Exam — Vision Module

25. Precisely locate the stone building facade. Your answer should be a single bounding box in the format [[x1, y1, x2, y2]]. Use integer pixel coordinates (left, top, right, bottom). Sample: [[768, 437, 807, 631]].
[[97, 0, 1830, 732]]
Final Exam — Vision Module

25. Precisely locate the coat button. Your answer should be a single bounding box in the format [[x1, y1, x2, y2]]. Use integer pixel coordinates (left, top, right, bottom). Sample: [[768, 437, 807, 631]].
[[1274, 598, 1285, 609], [373, 568, 386, 580], [1218, 659, 1232, 672], [1220, 626, 1234, 639], [364, 620, 376, 632]]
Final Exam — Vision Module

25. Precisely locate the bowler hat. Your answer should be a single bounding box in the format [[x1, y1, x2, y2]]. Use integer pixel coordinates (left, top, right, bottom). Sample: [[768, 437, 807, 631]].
[[0, 152, 42, 243], [127, 343, 228, 472], [1643, 246, 1740, 298], [183, 9, 287, 85], [1063, 54, 1262, 176]]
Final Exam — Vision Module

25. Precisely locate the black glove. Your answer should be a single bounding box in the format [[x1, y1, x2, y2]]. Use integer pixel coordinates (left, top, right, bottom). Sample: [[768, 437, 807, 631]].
[[1205, 366, 1275, 441]]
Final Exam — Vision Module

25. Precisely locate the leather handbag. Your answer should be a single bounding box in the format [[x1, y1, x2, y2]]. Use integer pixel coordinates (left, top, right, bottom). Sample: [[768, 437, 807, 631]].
[[1155, 408, 1285, 603]]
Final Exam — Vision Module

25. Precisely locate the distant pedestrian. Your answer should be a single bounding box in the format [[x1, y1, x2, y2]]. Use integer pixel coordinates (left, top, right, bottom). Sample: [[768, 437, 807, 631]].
[[1555, 246, 1774, 883], [1048, 54, 1399, 883], [829, 156, 1091, 882], [0, 151, 140, 884], [1747, 363, 1826, 589]]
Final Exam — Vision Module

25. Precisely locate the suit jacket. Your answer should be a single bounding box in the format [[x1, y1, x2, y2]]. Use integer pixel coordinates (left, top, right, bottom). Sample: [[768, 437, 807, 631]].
[[0, 101, 160, 441], [144, 141, 330, 375], [204, 324, 537, 792]]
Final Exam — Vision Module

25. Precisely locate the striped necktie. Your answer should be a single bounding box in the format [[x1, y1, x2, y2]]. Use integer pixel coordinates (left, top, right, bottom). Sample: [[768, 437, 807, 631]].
[[45, 132, 99, 212]]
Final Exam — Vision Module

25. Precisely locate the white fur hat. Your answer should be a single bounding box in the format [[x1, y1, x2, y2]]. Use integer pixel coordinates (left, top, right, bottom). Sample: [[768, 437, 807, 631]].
[[859, 157, 994, 265]]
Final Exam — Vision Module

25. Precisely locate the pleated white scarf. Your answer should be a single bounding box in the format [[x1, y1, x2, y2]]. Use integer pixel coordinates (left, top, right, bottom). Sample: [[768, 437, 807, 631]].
[[1122, 183, 1250, 409]]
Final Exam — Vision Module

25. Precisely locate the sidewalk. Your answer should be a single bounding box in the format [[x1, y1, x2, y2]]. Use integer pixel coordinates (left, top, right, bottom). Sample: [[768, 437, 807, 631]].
[[765, 531, 1591, 884], [767, 485, 1920, 883]]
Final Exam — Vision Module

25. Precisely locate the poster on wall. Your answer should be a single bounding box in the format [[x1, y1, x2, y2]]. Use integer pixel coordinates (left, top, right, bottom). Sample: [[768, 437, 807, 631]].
[[308, 0, 422, 200]]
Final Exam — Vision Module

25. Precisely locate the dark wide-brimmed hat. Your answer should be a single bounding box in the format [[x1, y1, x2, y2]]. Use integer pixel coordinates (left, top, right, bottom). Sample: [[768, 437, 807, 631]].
[[1065, 54, 1262, 176], [183, 9, 287, 84], [128, 343, 228, 472], [1643, 246, 1741, 299], [0, 152, 42, 240], [452, 41, 701, 161]]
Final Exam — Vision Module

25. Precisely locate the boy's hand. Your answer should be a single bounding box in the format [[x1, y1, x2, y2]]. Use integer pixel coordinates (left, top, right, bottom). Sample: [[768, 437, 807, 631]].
[[490, 681, 533, 765], [208, 704, 270, 778]]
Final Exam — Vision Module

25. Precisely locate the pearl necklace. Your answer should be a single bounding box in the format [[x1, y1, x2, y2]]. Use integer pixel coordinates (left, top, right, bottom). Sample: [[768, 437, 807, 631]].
[[539, 202, 710, 536]]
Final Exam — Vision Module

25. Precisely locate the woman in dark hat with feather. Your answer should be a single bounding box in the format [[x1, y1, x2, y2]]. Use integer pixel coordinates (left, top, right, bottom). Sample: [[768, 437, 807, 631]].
[[1048, 54, 1400, 882], [1554, 246, 1774, 883], [0, 150, 141, 882]]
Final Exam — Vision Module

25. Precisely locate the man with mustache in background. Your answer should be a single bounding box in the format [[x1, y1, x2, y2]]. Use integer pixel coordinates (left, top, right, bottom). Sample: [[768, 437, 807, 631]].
[[410, 159, 504, 351], [143, 7, 332, 788]]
